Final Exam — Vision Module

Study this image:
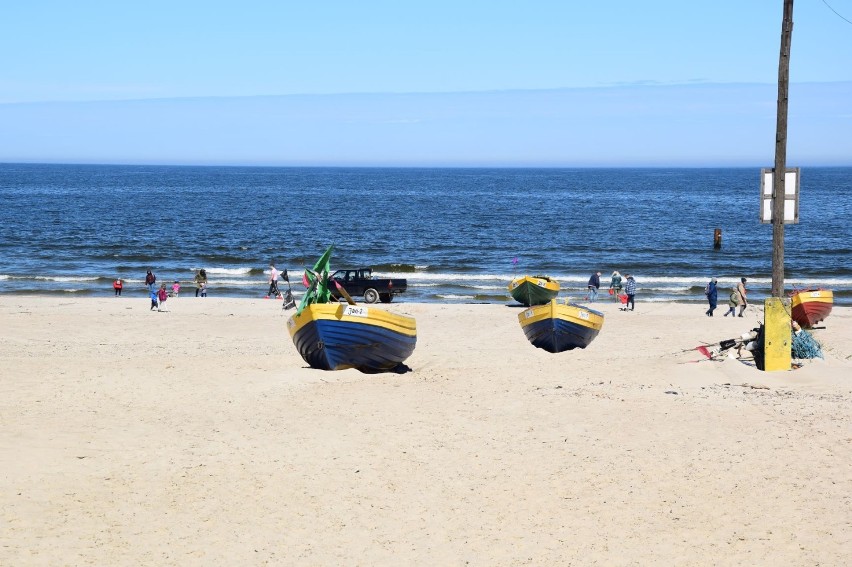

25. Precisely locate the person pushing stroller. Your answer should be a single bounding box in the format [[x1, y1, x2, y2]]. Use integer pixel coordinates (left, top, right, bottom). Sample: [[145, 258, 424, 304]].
[[267, 263, 282, 299]]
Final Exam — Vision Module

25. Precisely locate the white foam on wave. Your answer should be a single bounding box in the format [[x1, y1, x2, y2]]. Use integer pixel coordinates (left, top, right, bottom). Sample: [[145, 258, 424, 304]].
[[787, 278, 852, 287], [398, 272, 852, 288], [204, 279, 269, 287], [201, 267, 254, 276], [409, 281, 505, 291], [35, 276, 102, 282]]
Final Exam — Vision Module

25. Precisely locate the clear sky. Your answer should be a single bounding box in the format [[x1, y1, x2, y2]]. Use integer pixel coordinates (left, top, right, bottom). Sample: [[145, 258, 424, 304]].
[[1, 0, 850, 166]]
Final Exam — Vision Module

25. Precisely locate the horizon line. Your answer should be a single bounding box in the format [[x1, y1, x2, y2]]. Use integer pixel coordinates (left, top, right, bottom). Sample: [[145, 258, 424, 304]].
[[3, 161, 851, 169], [3, 79, 852, 107]]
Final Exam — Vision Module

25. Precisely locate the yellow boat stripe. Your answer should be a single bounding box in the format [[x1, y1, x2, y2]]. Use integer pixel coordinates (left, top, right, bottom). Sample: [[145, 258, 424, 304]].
[[287, 303, 417, 338]]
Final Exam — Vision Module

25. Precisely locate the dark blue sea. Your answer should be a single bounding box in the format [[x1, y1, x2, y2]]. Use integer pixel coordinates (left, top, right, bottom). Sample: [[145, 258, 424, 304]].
[[1, 163, 850, 305]]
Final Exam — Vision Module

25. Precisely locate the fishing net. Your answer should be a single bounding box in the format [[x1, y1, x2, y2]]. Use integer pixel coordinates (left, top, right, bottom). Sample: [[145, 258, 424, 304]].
[[791, 329, 823, 360]]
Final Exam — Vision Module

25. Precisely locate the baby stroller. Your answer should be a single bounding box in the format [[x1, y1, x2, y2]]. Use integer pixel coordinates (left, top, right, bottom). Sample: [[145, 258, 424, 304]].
[[280, 269, 296, 310], [618, 293, 629, 311]]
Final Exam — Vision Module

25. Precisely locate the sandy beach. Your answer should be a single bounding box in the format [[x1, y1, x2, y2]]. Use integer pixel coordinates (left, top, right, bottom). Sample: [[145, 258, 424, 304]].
[[1, 296, 849, 566]]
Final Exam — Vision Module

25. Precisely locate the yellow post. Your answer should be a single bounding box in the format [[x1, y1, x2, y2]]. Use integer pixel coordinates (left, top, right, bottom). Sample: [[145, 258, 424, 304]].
[[763, 297, 791, 371]]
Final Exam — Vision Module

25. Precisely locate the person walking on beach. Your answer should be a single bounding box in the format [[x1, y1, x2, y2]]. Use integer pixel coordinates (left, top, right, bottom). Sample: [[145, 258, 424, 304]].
[[587, 271, 601, 302], [723, 286, 739, 317], [172, 280, 181, 297], [704, 277, 718, 317], [736, 277, 748, 317], [145, 270, 156, 293], [624, 274, 637, 311], [157, 283, 169, 312], [113, 277, 123, 296], [609, 271, 623, 301], [267, 263, 281, 299], [194, 269, 207, 297], [200, 281, 208, 297]]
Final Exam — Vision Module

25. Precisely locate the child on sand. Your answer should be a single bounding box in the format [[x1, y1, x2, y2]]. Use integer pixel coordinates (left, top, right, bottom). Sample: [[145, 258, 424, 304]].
[[172, 281, 180, 297], [157, 283, 169, 311], [200, 281, 207, 297]]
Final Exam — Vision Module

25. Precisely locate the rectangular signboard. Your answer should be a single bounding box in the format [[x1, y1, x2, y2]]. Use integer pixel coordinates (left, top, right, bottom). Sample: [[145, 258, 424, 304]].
[[760, 167, 799, 224]]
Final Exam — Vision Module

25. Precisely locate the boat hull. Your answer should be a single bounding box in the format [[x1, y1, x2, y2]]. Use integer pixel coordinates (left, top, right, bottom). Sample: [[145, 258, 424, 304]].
[[288, 303, 417, 372], [790, 289, 833, 328], [509, 276, 560, 306], [518, 300, 604, 353]]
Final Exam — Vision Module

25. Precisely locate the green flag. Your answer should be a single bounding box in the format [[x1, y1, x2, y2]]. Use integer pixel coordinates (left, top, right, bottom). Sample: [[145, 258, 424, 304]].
[[296, 245, 334, 314]]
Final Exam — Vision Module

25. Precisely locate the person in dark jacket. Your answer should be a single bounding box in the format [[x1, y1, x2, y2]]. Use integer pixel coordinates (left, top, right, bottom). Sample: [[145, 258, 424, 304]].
[[145, 270, 156, 293], [609, 271, 623, 301], [624, 274, 637, 311], [587, 271, 601, 302], [705, 277, 718, 316], [194, 269, 207, 297]]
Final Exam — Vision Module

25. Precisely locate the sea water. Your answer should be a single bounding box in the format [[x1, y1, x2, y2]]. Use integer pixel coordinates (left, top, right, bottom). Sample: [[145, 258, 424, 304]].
[[1, 163, 849, 305]]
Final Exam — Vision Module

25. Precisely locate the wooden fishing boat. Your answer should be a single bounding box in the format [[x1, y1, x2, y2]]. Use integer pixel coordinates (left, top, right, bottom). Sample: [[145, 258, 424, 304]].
[[518, 299, 604, 353], [287, 303, 416, 372], [508, 275, 560, 306], [287, 245, 417, 372], [790, 288, 833, 328]]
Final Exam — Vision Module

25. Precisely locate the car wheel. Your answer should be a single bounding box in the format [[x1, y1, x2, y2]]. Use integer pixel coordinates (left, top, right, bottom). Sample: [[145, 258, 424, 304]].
[[364, 288, 379, 303]]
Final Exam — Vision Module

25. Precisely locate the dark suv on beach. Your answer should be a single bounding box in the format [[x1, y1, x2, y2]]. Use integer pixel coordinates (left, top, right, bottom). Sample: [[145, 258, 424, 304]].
[[328, 268, 408, 304]]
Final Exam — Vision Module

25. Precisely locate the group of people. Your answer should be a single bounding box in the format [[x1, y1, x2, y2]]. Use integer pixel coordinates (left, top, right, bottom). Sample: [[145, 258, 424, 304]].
[[111, 269, 210, 311], [585, 270, 749, 317], [587, 270, 637, 311], [114, 264, 290, 308], [705, 276, 748, 318]]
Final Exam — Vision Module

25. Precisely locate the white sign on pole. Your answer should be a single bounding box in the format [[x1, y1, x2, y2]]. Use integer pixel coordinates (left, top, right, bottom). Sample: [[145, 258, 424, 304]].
[[760, 167, 800, 224]]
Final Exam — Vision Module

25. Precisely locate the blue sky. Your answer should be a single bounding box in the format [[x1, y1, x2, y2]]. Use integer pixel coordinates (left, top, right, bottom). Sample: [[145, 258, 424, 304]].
[[1, 1, 850, 166]]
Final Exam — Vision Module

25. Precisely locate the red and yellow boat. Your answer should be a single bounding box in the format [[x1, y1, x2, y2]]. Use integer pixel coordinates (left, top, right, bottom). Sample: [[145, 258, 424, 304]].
[[790, 289, 833, 328]]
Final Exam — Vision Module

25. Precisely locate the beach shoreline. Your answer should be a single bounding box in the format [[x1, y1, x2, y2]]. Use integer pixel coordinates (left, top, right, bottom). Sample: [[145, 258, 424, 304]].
[[2, 297, 849, 565]]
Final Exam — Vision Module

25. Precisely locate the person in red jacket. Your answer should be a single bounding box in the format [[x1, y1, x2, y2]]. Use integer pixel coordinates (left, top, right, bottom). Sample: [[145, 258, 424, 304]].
[[157, 283, 169, 312], [112, 278, 123, 296]]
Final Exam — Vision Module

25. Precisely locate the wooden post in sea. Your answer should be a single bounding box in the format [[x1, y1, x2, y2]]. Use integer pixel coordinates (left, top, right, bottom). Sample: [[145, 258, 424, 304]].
[[764, 0, 794, 372]]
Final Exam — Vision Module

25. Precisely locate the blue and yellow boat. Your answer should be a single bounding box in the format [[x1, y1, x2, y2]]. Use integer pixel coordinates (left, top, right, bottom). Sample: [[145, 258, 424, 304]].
[[518, 299, 604, 353], [509, 275, 560, 306], [287, 246, 417, 372]]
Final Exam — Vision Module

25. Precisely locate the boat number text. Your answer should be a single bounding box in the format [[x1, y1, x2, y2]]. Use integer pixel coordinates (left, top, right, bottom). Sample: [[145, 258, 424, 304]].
[[344, 305, 369, 317], [578, 311, 589, 320]]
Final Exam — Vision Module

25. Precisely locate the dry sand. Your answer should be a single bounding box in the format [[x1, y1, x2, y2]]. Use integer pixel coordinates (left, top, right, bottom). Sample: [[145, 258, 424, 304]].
[[1, 296, 850, 566]]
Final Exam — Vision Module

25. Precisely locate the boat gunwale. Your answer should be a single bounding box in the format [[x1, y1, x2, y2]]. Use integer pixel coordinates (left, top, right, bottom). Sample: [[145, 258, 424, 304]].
[[287, 302, 417, 338]]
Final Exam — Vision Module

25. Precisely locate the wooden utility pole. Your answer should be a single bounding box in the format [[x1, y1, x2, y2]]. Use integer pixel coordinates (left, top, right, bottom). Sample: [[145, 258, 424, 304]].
[[771, 0, 794, 297]]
